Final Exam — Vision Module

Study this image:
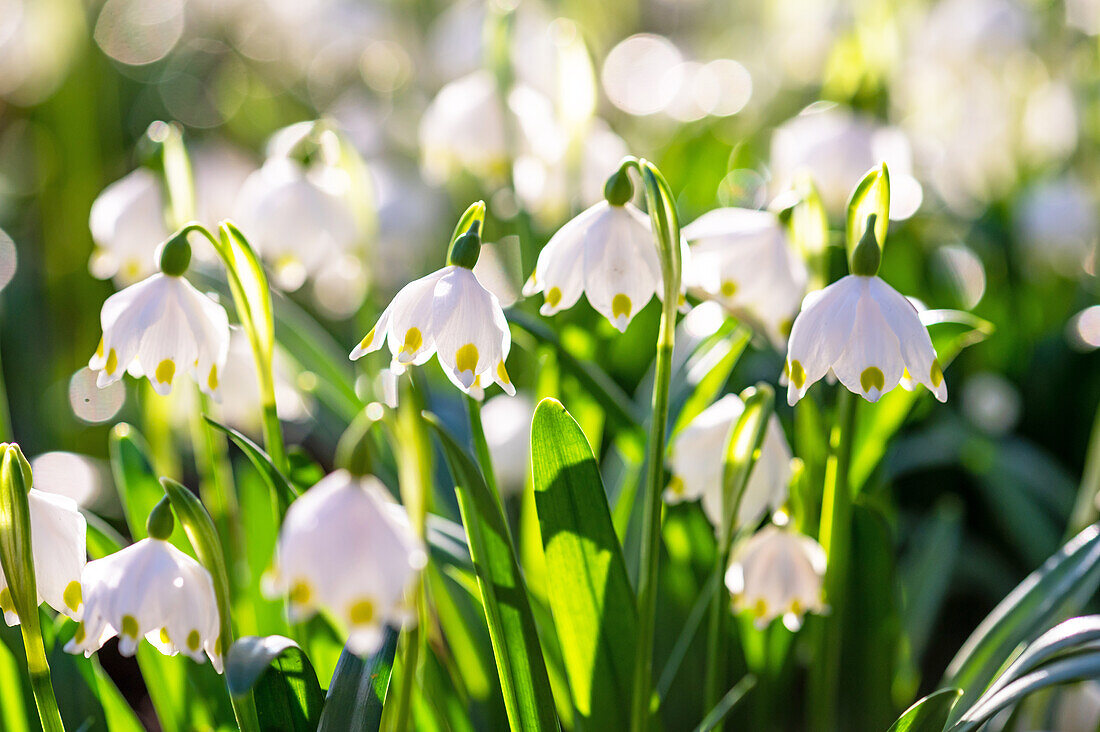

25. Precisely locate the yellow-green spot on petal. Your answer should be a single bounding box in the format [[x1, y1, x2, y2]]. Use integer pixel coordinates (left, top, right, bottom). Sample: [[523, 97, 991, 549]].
[[753, 598, 768, 619], [215, 635, 223, 656], [789, 359, 806, 389], [720, 280, 737, 298], [456, 343, 479, 375], [106, 348, 118, 375], [187, 630, 201, 652], [64, 581, 82, 612], [289, 581, 312, 606], [207, 365, 218, 391], [74, 622, 86, 644], [860, 366, 885, 393], [121, 614, 139, 638], [401, 327, 422, 356], [160, 628, 171, 645], [790, 599, 803, 616], [155, 359, 175, 386], [930, 359, 944, 387], [348, 598, 376, 625], [0, 588, 13, 615], [779, 318, 794, 338], [359, 327, 376, 350], [667, 476, 685, 496], [546, 287, 562, 308], [496, 361, 511, 385], [612, 293, 632, 321], [95, 338, 104, 360]]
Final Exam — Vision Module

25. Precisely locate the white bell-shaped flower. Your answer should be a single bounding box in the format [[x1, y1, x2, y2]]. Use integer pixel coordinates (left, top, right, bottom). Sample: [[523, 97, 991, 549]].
[[0, 489, 86, 626], [523, 200, 663, 332], [350, 264, 515, 398], [267, 471, 427, 655], [683, 208, 808, 347], [483, 393, 535, 496], [664, 394, 792, 530], [89, 168, 169, 285], [66, 538, 223, 672], [785, 274, 947, 406], [235, 158, 359, 291], [89, 272, 230, 399], [725, 524, 826, 631]]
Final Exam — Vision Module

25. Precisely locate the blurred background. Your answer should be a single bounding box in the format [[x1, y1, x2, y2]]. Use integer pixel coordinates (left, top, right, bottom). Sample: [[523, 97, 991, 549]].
[[1, 0, 1100, 726]]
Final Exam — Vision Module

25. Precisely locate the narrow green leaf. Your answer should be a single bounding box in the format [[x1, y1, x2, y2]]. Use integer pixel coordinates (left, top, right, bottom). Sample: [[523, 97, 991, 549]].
[[108, 424, 188, 553], [670, 324, 751, 436], [952, 651, 1100, 731], [423, 412, 558, 732], [691, 675, 756, 732], [227, 636, 325, 730], [846, 163, 890, 257], [530, 398, 636, 729], [318, 626, 398, 732], [943, 523, 1100, 719], [887, 688, 961, 732], [204, 416, 298, 513]]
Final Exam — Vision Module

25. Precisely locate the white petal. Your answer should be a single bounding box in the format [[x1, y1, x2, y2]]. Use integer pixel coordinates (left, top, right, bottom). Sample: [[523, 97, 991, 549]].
[[432, 269, 510, 394], [868, 278, 946, 402], [785, 276, 862, 405], [530, 203, 601, 313], [583, 205, 660, 332], [831, 289, 905, 402], [385, 269, 448, 366]]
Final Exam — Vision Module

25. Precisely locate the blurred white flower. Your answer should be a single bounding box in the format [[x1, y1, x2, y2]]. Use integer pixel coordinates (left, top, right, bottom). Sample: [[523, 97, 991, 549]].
[[524, 201, 661, 332], [89, 168, 169, 285], [770, 106, 922, 219], [665, 394, 792, 530], [189, 144, 256, 260], [725, 524, 826, 631], [351, 264, 515, 397], [67, 537, 223, 672], [209, 331, 309, 434], [90, 272, 230, 399], [267, 471, 427, 655], [418, 70, 566, 185], [683, 208, 807, 348], [483, 393, 535, 496], [0, 490, 85, 626], [1016, 177, 1098, 277], [235, 158, 360, 291], [786, 275, 947, 405]]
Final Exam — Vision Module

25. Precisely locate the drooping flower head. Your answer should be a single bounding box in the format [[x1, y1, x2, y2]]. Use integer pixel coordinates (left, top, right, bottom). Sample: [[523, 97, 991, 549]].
[[664, 394, 792, 530], [0, 489, 86, 626], [89, 227, 230, 399], [524, 165, 684, 332], [67, 536, 223, 671], [267, 470, 427, 655], [784, 213, 947, 406], [350, 213, 515, 398], [683, 208, 808, 347], [725, 524, 826, 631]]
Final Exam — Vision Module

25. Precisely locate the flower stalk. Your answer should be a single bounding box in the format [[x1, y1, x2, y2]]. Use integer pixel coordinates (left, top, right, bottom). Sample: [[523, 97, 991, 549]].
[[809, 388, 857, 730], [0, 444, 64, 732], [620, 157, 683, 732]]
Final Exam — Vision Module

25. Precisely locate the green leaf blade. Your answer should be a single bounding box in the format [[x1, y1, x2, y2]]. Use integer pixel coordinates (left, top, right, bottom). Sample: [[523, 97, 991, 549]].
[[530, 398, 637, 729]]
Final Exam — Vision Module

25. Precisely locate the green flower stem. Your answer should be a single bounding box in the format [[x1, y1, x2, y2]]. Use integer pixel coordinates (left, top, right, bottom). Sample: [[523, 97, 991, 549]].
[[1068, 399, 1100, 537], [809, 389, 857, 731], [389, 374, 434, 731], [0, 348, 12, 444], [624, 158, 683, 732], [467, 396, 501, 502], [0, 445, 63, 731]]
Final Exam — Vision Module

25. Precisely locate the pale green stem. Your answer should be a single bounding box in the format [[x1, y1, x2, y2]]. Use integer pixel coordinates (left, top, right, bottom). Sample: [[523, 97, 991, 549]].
[[809, 389, 857, 731], [628, 159, 682, 732], [22, 622, 63, 732], [1068, 399, 1100, 537], [466, 396, 501, 501], [0, 347, 13, 444]]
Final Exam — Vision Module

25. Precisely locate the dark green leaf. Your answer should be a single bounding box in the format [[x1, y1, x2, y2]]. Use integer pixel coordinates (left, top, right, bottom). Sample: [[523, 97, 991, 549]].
[[227, 636, 325, 731], [692, 675, 756, 732], [424, 412, 558, 732], [318, 626, 398, 732], [887, 688, 961, 732]]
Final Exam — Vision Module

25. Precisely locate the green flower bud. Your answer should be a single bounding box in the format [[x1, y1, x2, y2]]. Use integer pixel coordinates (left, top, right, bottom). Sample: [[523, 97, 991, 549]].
[[146, 495, 175, 541], [0, 444, 37, 624], [604, 168, 634, 206], [850, 214, 882, 277], [158, 228, 193, 277], [447, 221, 482, 270]]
